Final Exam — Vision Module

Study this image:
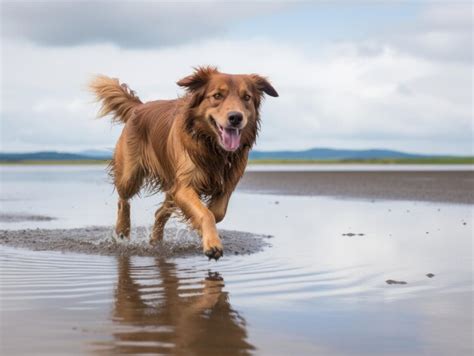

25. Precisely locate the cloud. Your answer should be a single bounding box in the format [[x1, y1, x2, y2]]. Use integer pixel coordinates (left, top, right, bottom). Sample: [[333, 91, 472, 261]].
[[387, 3, 473, 63], [1, 32, 472, 155], [0, 2, 472, 155], [1, 1, 287, 48]]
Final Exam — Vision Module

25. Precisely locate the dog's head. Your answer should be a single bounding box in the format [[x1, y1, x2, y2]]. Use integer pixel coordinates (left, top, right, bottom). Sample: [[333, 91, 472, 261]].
[[178, 66, 278, 152]]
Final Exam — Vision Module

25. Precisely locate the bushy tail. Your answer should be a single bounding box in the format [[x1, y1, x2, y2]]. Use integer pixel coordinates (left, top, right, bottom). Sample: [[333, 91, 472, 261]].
[[89, 75, 142, 124]]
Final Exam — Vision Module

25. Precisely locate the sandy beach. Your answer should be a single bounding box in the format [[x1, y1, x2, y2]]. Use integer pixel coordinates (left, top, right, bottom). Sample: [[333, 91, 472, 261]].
[[0, 165, 472, 355], [239, 170, 474, 204]]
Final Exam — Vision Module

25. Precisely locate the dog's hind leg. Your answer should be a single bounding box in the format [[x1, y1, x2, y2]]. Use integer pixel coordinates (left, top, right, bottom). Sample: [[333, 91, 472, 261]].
[[115, 198, 131, 240], [113, 137, 144, 241], [150, 194, 174, 244], [114, 172, 143, 240]]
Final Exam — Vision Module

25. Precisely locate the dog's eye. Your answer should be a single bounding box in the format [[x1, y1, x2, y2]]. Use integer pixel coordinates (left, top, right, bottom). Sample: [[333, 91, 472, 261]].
[[213, 93, 223, 100], [243, 94, 251, 101]]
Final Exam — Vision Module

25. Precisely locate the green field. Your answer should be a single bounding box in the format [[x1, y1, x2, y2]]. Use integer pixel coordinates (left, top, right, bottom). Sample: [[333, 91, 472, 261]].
[[1, 157, 473, 165]]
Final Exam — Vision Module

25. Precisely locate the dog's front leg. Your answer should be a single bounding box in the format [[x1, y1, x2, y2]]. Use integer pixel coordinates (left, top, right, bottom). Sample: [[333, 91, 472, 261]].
[[208, 192, 231, 223], [173, 186, 223, 260]]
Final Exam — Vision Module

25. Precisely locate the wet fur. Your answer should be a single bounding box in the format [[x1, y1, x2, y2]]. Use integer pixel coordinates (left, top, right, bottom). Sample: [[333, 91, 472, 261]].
[[90, 67, 277, 259]]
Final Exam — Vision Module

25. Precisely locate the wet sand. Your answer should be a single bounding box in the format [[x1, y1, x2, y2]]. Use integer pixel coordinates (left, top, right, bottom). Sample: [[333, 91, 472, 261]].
[[0, 226, 270, 257], [238, 170, 474, 204], [0, 213, 55, 222]]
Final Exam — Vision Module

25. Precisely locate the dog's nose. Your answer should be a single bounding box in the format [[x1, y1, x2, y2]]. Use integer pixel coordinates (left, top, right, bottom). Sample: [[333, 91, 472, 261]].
[[228, 111, 243, 127]]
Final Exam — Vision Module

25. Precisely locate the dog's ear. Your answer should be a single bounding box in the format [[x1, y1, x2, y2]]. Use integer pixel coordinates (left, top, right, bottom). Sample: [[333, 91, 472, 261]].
[[251, 74, 279, 97], [177, 66, 219, 92]]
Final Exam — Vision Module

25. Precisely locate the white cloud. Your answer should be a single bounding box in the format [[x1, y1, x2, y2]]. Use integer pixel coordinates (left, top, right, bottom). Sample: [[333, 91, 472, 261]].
[[388, 3, 473, 63]]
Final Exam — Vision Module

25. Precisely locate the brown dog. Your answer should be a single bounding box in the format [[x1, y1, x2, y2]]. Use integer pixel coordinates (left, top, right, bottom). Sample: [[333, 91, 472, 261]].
[[90, 67, 278, 260]]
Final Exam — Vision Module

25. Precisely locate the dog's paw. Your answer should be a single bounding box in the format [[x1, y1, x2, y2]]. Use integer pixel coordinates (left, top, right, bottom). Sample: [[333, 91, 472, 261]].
[[112, 231, 129, 244], [206, 271, 223, 281], [204, 246, 224, 261], [149, 237, 161, 246], [149, 230, 164, 246]]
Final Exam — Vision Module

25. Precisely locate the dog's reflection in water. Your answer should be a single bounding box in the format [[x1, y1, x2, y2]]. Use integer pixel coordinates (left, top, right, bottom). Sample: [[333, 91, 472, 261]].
[[104, 257, 254, 355]]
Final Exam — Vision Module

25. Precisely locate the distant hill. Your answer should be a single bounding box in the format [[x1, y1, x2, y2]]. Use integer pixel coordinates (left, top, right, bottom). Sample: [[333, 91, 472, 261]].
[[0, 151, 93, 161], [78, 149, 113, 159], [0, 147, 460, 162], [248, 148, 431, 160]]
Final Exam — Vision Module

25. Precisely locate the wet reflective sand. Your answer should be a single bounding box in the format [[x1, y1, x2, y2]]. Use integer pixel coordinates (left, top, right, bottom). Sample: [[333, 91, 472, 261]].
[[0, 226, 270, 257], [1, 165, 473, 355]]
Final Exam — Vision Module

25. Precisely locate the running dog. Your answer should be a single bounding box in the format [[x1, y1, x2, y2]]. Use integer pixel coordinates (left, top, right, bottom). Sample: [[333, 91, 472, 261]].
[[90, 66, 278, 260]]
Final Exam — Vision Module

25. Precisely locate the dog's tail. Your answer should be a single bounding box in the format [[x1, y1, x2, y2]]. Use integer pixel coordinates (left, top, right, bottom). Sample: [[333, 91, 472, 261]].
[[89, 75, 142, 124]]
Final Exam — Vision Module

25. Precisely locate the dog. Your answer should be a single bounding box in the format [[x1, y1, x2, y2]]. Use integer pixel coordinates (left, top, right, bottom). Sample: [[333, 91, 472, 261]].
[[90, 66, 278, 260]]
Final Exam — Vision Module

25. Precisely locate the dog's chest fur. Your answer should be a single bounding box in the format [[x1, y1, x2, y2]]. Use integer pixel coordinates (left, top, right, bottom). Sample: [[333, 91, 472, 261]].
[[191, 157, 238, 197], [188, 146, 248, 198]]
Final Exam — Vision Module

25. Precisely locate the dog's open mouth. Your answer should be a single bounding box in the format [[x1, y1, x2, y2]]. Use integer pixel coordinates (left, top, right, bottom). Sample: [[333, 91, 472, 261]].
[[210, 117, 241, 152]]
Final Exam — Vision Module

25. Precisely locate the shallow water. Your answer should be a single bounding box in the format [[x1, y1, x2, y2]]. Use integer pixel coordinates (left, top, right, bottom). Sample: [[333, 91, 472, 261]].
[[0, 166, 473, 355]]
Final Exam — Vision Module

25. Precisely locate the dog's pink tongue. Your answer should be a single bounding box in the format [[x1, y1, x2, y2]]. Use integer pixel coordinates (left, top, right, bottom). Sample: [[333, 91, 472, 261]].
[[222, 128, 241, 151]]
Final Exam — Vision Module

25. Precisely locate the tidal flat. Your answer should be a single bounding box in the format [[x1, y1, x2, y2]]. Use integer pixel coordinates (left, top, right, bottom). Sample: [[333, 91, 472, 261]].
[[0, 165, 472, 355]]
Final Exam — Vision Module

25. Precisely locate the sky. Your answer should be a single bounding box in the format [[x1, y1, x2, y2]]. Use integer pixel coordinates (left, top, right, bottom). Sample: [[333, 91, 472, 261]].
[[1, 0, 472, 155]]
